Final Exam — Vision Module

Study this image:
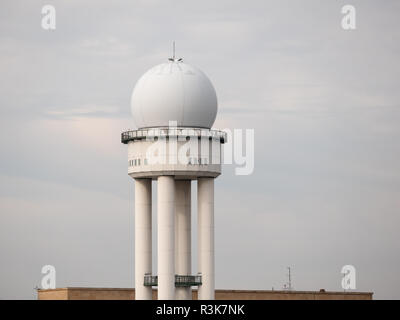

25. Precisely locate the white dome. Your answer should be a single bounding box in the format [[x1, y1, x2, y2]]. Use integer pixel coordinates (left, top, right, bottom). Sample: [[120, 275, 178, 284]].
[[131, 61, 218, 129]]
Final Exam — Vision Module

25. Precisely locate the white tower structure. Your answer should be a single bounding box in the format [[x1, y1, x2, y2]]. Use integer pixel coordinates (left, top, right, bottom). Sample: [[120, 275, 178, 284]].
[[121, 57, 226, 300]]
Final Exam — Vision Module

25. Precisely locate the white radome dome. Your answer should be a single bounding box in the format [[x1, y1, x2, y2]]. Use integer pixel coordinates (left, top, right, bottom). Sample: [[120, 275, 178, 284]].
[[131, 61, 218, 129]]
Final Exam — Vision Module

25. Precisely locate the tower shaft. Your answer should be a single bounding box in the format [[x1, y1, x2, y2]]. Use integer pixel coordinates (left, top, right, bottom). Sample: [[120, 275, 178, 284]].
[[157, 176, 176, 300], [124, 127, 225, 300], [134, 179, 152, 300], [175, 180, 192, 300], [197, 177, 215, 300]]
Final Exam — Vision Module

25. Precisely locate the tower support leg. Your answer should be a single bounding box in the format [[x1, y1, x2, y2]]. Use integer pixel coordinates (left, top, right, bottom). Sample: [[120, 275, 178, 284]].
[[157, 176, 175, 300], [134, 178, 152, 300], [197, 177, 215, 300], [175, 180, 192, 300]]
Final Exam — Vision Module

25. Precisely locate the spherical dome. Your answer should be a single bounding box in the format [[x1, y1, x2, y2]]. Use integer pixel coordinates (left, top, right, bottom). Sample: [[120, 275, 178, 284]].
[[131, 61, 218, 129]]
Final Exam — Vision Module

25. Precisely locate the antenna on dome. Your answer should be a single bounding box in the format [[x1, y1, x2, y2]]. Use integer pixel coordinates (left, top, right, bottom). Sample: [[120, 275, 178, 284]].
[[168, 41, 183, 62]]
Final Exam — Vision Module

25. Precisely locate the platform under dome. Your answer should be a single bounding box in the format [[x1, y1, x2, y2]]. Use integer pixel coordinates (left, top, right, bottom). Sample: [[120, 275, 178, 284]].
[[131, 61, 218, 129]]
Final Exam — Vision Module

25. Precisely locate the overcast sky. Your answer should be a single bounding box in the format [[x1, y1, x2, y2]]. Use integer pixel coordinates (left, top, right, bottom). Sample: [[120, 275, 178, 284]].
[[1, 0, 399, 299]]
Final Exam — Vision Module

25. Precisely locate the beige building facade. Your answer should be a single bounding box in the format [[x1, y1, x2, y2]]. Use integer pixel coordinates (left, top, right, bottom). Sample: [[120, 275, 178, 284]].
[[38, 288, 373, 300]]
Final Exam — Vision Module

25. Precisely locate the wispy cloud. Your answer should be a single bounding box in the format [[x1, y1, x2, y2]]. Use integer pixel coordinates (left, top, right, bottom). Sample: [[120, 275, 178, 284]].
[[43, 104, 122, 119]]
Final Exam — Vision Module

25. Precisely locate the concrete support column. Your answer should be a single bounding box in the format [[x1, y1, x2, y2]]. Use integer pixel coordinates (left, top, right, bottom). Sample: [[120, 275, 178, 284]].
[[197, 177, 215, 300], [134, 179, 152, 300], [157, 176, 175, 300], [175, 180, 192, 300]]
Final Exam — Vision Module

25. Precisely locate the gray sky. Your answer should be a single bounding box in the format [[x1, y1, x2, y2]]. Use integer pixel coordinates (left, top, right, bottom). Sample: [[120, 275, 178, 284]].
[[1, 0, 399, 299]]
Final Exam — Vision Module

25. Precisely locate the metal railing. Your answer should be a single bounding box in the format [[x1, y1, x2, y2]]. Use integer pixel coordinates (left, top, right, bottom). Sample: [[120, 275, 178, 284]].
[[121, 128, 227, 144], [143, 274, 202, 287], [175, 275, 202, 287], [144, 274, 158, 286]]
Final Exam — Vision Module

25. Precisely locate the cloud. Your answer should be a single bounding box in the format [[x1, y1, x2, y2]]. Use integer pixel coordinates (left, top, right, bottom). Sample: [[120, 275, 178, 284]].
[[44, 104, 122, 119]]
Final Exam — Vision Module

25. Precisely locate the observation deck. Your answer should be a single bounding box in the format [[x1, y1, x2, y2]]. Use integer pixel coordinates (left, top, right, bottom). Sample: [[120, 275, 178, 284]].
[[121, 127, 227, 144], [122, 127, 227, 180]]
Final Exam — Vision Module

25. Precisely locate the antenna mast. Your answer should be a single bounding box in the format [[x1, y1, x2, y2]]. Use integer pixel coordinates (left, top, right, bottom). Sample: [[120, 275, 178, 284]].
[[283, 267, 293, 291], [169, 41, 183, 62], [288, 267, 292, 290]]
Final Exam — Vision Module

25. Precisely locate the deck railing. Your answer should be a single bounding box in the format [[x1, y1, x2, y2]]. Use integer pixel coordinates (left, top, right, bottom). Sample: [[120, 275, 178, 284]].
[[143, 274, 202, 287], [121, 128, 227, 144]]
